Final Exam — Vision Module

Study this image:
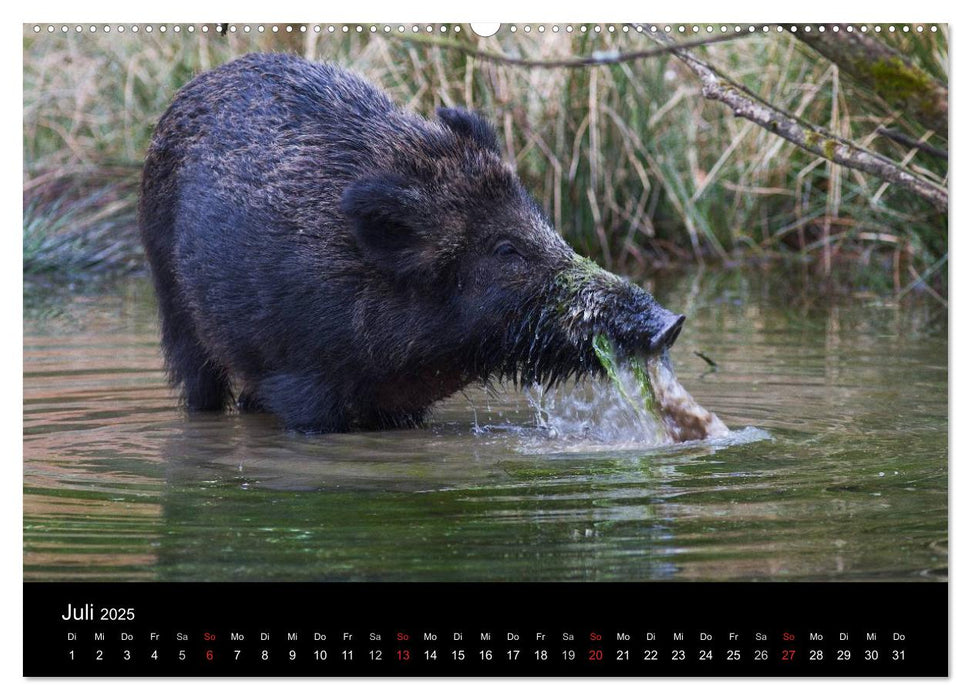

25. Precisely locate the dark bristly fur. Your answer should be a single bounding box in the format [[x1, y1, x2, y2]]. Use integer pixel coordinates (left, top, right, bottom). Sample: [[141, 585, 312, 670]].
[[139, 54, 684, 433]]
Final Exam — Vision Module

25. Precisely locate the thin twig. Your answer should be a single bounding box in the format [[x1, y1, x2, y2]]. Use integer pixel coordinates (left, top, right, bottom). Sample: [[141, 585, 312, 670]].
[[644, 28, 948, 213], [877, 127, 948, 161], [693, 350, 718, 368]]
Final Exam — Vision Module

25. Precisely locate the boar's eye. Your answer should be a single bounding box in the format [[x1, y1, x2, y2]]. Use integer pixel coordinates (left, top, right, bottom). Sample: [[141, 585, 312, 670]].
[[492, 240, 523, 260]]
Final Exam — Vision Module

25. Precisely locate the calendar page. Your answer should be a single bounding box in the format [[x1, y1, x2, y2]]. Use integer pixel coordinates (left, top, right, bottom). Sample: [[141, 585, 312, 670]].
[[22, 19, 948, 678]]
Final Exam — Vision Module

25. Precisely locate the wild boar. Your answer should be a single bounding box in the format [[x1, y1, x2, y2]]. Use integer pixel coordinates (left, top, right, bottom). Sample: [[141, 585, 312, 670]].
[[139, 53, 684, 432]]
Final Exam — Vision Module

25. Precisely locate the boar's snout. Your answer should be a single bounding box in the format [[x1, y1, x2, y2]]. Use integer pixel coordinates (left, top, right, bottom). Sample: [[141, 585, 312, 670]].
[[555, 260, 687, 362], [649, 310, 686, 353], [607, 297, 685, 357]]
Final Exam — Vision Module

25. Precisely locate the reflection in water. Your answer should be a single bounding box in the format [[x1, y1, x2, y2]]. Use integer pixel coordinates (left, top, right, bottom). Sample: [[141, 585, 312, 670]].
[[23, 270, 947, 581]]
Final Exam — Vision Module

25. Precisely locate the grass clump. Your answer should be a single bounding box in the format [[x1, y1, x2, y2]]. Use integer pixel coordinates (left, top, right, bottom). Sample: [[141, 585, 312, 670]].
[[24, 173, 141, 276]]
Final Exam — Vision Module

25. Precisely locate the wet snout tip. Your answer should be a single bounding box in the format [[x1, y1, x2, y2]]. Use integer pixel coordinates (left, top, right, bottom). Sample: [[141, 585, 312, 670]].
[[652, 314, 685, 352]]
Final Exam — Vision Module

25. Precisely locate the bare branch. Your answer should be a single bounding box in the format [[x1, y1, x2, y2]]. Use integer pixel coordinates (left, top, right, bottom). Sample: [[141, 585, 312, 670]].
[[644, 28, 947, 213], [389, 31, 750, 69]]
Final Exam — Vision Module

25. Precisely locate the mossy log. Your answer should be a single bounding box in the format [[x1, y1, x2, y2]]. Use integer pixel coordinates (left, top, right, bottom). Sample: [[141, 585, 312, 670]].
[[797, 26, 948, 138]]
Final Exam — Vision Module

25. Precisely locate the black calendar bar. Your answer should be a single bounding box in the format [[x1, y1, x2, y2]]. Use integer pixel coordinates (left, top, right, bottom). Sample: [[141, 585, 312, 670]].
[[24, 582, 947, 677]]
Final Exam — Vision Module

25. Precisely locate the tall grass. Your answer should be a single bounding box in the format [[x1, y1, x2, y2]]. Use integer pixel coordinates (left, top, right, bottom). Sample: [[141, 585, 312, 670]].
[[24, 174, 140, 276], [23, 24, 948, 295]]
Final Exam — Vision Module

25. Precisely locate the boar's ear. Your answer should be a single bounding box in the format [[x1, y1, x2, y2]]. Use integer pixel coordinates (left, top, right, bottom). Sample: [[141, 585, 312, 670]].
[[341, 174, 439, 279], [437, 107, 501, 155]]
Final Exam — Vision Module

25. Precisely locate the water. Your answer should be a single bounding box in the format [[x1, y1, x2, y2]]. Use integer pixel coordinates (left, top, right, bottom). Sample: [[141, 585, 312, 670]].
[[23, 268, 947, 582]]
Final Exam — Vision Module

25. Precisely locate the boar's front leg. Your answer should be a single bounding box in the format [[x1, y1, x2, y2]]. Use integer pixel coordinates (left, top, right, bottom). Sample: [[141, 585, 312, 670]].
[[254, 373, 349, 433]]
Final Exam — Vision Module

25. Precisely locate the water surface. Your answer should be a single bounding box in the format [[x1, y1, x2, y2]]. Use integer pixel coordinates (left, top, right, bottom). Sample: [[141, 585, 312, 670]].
[[23, 268, 947, 581]]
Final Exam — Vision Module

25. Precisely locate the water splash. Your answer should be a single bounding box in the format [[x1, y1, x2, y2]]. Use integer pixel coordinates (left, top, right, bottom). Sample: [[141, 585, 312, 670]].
[[524, 374, 668, 447], [519, 335, 733, 452]]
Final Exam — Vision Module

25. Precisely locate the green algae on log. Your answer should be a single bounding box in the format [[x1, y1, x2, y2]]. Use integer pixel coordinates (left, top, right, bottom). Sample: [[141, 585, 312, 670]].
[[593, 334, 729, 443]]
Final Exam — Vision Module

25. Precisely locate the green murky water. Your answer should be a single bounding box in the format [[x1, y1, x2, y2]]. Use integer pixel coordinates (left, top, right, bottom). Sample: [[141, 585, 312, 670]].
[[23, 268, 947, 581]]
